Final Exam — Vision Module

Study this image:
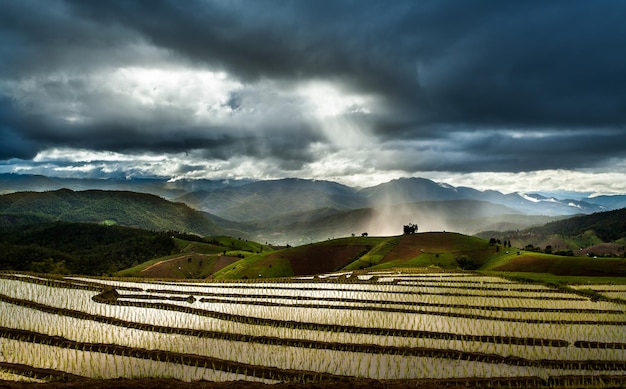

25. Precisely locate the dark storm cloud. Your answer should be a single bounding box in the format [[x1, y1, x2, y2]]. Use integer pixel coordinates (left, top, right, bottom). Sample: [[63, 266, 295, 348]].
[[63, 0, 417, 99], [62, 0, 626, 126], [1, 0, 626, 176], [0, 97, 38, 159], [411, 2, 626, 129]]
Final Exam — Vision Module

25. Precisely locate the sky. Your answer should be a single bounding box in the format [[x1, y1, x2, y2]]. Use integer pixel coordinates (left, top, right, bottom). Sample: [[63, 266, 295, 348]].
[[1, 0, 626, 195]]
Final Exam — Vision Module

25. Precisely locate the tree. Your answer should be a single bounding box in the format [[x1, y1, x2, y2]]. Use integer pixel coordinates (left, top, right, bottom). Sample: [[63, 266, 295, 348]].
[[403, 223, 418, 234]]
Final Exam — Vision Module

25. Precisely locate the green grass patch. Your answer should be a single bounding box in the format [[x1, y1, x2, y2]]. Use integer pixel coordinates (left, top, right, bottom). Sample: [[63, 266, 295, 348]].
[[213, 252, 293, 280], [209, 236, 273, 253], [484, 271, 626, 285], [481, 250, 626, 277], [566, 230, 605, 248], [115, 253, 223, 278], [173, 238, 225, 255], [342, 237, 401, 270], [114, 255, 180, 277]]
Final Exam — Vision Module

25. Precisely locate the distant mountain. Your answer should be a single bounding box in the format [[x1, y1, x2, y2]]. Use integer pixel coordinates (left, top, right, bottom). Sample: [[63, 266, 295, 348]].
[[522, 193, 608, 214], [361, 177, 606, 216], [0, 173, 253, 199], [584, 194, 626, 210], [177, 178, 365, 221], [246, 200, 566, 246], [360, 177, 465, 203], [2, 174, 625, 240], [0, 189, 225, 236]]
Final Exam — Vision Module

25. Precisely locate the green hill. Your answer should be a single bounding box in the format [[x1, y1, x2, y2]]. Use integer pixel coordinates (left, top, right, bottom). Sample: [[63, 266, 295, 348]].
[[1, 221, 622, 279], [481, 251, 625, 278], [213, 232, 500, 279], [0, 189, 224, 236], [212, 231, 626, 280], [0, 222, 177, 275], [531, 207, 626, 242], [477, 208, 626, 257], [0, 222, 273, 278], [114, 236, 274, 279]]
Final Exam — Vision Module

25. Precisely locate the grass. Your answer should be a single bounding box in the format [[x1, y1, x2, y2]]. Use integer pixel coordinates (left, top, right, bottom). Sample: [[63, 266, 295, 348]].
[[173, 238, 225, 255], [342, 237, 401, 270], [113, 236, 275, 278], [485, 271, 626, 286], [213, 252, 294, 279], [481, 250, 626, 277], [114, 256, 175, 277], [209, 236, 273, 253]]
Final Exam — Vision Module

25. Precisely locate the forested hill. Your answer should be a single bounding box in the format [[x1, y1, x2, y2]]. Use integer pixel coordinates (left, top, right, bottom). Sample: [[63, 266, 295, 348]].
[[0, 222, 177, 275], [0, 189, 223, 236], [530, 208, 626, 242]]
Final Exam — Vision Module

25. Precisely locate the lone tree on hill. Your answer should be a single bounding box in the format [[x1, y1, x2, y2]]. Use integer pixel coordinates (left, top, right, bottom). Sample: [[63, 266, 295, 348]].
[[403, 223, 418, 235]]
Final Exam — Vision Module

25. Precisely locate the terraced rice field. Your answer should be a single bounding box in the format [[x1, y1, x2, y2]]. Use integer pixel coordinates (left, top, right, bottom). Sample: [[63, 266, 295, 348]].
[[570, 283, 626, 301], [1, 270, 625, 387]]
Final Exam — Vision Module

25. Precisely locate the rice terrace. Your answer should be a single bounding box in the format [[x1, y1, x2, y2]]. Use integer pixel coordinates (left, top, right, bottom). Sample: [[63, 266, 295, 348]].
[[1, 232, 626, 388]]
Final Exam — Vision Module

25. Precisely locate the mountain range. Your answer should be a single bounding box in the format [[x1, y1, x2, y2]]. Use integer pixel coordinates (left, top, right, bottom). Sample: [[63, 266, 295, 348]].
[[2, 174, 626, 245]]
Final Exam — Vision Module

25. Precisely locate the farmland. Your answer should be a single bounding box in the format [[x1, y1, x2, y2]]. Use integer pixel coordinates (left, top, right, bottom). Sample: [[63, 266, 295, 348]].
[[1, 270, 625, 388]]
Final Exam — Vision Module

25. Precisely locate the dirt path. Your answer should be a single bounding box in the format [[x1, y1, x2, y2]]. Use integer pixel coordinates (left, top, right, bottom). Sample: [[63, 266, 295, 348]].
[[141, 255, 195, 273]]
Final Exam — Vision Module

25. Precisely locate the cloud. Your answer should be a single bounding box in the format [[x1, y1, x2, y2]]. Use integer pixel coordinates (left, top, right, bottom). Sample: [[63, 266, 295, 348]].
[[1, 0, 626, 192]]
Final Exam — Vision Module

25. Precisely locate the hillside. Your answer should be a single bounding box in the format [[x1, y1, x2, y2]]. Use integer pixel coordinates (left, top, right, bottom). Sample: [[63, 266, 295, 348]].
[[477, 208, 626, 257], [114, 235, 274, 279], [531, 207, 626, 242], [481, 251, 625, 277], [213, 236, 385, 279], [1, 219, 622, 280], [0, 189, 226, 236], [0, 222, 177, 275], [0, 221, 273, 278], [211, 231, 626, 280]]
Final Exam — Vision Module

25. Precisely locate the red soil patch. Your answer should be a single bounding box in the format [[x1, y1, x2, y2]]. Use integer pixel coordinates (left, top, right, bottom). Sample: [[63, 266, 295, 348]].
[[382, 232, 491, 264], [213, 256, 241, 272], [267, 244, 370, 275], [383, 235, 425, 262], [141, 255, 190, 273], [576, 243, 626, 257]]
